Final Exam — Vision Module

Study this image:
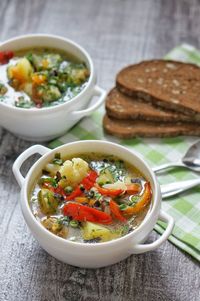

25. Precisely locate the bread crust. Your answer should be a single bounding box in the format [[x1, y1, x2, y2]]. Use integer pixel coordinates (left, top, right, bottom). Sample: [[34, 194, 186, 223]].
[[106, 88, 200, 123], [116, 60, 200, 115], [103, 114, 200, 138]]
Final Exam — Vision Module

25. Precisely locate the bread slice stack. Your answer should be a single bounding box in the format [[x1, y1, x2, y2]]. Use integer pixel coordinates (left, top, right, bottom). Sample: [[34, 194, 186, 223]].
[[103, 60, 200, 138]]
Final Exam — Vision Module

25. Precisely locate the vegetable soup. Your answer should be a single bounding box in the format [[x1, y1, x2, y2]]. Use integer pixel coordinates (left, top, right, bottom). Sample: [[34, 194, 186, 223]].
[[0, 48, 89, 108], [30, 153, 152, 243]]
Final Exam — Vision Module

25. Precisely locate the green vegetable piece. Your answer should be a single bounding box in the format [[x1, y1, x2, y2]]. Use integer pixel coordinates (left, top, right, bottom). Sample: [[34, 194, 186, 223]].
[[52, 153, 63, 165], [119, 204, 128, 211], [36, 84, 61, 103], [0, 83, 8, 95], [69, 220, 79, 228], [39, 177, 57, 187], [38, 188, 59, 214], [128, 195, 140, 206], [97, 168, 114, 186]]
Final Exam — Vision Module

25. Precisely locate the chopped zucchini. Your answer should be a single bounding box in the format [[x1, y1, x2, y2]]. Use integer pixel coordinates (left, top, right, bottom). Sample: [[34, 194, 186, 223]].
[[36, 84, 61, 102], [0, 83, 8, 95], [82, 221, 120, 242], [97, 168, 114, 185], [32, 53, 62, 71], [38, 188, 59, 215]]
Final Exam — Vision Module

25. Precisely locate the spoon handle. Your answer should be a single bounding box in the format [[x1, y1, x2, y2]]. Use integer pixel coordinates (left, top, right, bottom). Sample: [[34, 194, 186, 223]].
[[153, 161, 184, 173], [161, 178, 200, 199]]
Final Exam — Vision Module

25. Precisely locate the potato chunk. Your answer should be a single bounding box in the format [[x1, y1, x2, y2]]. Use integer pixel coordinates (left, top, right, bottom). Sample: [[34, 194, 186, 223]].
[[82, 222, 120, 242], [42, 217, 68, 238], [7, 58, 33, 86]]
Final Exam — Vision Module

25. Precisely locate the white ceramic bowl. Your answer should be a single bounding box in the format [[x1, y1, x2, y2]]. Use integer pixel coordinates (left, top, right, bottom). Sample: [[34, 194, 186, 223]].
[[0, 34, 106, 141], [12, 140, 174, 268]]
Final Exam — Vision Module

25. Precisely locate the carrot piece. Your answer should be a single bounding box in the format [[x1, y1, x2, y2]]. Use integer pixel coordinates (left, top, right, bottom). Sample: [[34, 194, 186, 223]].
[[125, 184, 141, 194], [32, 73, 46, 85], [123, 182, 152, 215], [75, 197, 89, 204]]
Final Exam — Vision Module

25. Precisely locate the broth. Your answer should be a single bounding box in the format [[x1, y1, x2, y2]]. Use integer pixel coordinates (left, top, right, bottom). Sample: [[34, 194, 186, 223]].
[[30, 153, 152, 243], [0, 47, 89, 108]]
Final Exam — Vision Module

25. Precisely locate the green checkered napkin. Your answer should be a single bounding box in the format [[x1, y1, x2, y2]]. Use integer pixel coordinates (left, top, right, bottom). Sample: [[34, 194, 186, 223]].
[[49, 44, 200, 261]]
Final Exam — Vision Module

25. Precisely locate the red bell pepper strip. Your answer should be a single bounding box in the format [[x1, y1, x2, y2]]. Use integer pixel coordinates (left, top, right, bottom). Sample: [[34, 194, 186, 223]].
[[66, 170, 98, 200], [94, 183, 123, 197], [109, 200, 126, 222], [43, 183, 66, 198], [123, 182, 152, 215], [81, 170, 98, 190], [63, 203, 112, 224], [65, 186, 83, 200], [0, 50, 14, 64], [43, 170, 98, 201]]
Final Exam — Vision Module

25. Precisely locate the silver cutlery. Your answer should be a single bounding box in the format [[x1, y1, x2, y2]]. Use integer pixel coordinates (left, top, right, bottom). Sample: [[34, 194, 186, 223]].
[[153, 140, 200, 173], [161, 178, 200, 199]]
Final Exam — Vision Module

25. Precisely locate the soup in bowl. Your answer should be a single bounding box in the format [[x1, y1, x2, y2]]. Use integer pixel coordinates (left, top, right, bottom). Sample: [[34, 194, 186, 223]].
[[0, 35, 105, 141], [31, 152, 152, 243], [0, 47, 89, 108], [13, 140, 174, 268]]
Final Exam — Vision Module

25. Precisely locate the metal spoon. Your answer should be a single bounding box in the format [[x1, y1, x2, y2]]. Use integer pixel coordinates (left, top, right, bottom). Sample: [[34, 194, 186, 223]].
[[153, 140, 200, 173], [161, 178, 200, 199]]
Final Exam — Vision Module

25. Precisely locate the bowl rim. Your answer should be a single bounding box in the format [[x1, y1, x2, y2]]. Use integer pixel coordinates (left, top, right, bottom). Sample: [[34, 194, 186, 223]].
[[21, 140, 161, 249], [0, 33, 94, 114]]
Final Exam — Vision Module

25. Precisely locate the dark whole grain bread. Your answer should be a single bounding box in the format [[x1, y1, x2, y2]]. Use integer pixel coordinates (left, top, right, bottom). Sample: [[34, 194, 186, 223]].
[[106, 87, 200, 123], [103, 114, 200, 138], [116, 60, 200, 115]]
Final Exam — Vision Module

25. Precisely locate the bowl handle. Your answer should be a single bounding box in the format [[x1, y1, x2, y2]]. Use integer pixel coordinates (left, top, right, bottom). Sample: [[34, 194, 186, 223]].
[[70, 85, 106, 118], [12, 145, 50, 188], [131, 210, 174, 254]]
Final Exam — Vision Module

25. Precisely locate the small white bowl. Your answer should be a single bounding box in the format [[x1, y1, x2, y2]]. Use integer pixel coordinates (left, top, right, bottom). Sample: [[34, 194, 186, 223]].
[[0, 34, 106, 141], [13, 140, 174, 268]]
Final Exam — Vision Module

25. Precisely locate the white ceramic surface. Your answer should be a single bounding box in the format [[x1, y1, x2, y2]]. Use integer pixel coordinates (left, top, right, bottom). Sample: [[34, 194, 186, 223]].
[[12, 140, 174, 268], [0, 34, 106, 141]]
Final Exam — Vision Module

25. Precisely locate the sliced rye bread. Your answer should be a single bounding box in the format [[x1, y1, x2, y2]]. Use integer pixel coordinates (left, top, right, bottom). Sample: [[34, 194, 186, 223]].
[[116, 60, 200, 116], [103, 114, 200, 139], [106, 87, 200, 123]]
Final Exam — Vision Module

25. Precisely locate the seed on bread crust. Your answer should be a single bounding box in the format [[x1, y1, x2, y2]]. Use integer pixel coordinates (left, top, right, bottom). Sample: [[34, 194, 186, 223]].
[[116, 60, 200, 115]]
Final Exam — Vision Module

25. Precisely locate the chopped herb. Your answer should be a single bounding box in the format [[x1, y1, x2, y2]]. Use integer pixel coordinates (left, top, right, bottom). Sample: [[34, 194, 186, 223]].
[[122, 225, 129, 235], [52, 153, 63, 165], [69, 220, 79, 228], [128, 195, 140, 206], [26, 53, 33, 63], [80, 184, 85, 191], [39, 177, 57, 187], [119, 204, 128, 211]]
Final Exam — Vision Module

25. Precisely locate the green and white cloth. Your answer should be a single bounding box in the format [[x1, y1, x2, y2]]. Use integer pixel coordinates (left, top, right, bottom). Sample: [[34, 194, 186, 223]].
[[49, 44, 200, 261]]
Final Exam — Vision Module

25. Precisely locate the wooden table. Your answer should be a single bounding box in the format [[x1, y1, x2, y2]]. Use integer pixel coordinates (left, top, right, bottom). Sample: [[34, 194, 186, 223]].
[[0, 1, 200, 300]]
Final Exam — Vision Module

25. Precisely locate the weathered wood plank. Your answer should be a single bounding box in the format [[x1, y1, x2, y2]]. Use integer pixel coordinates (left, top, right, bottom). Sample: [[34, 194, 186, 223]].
[[0, 1, 200, 301]]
